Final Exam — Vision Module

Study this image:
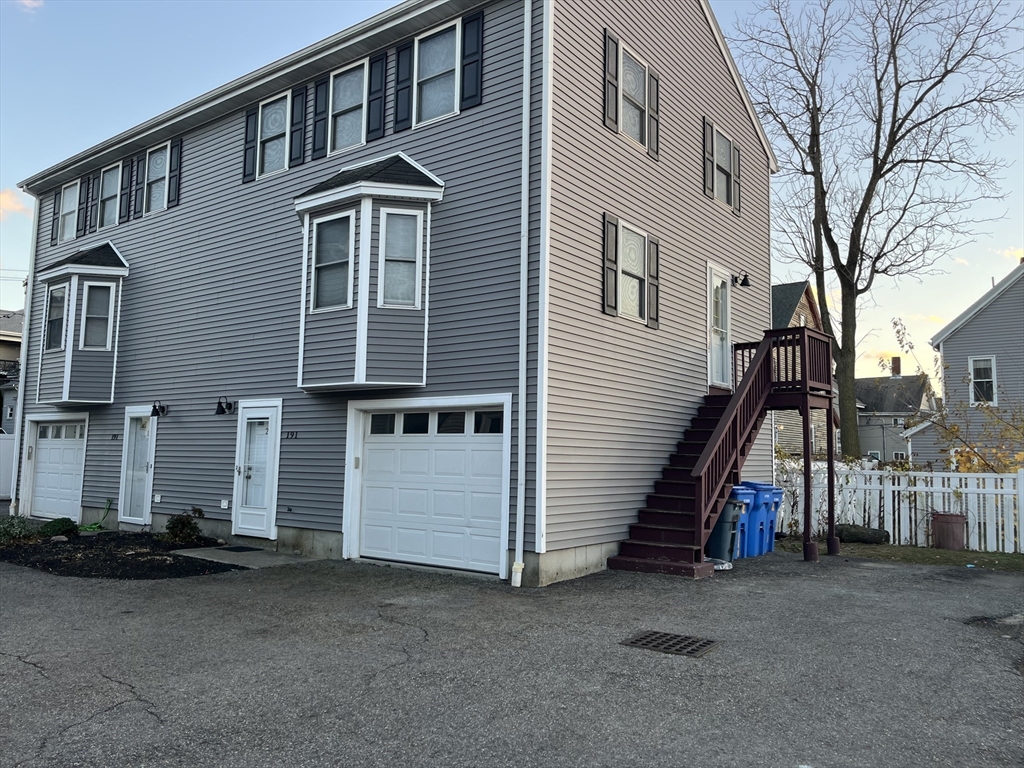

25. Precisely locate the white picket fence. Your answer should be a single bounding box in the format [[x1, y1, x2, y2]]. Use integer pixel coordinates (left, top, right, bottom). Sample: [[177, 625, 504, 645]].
[[776, 464, 1024, 553]]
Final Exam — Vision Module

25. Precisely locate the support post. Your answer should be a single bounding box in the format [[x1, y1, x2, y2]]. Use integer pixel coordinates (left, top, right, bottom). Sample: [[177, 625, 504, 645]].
[[802, 400, 818, 562], [826, 406, 839, 555]]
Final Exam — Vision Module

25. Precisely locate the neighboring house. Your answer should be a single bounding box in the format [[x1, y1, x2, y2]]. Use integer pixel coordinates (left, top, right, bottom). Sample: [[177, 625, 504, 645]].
[[11, 0, 780, 586], [770, 281, 836, 458], [0, 309, 23, 435], [905, 261, 1024, 470], [854, 360, 935, 462]]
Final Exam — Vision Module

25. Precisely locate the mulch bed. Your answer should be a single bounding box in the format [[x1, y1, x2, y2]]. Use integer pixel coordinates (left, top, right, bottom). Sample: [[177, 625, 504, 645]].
[[0, 532, 246, 580]]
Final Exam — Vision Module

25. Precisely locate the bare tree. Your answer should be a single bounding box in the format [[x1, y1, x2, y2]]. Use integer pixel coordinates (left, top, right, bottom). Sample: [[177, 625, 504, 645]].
[[734, 0, 1024, 458]]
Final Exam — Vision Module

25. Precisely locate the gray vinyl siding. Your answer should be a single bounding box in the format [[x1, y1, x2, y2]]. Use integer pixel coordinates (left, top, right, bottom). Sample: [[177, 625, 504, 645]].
[[543, 0, 773, 548], [857, 415, 910, 461], [67, 278, 118, 402], [18, 0, 532, 545], [1, 385, 16, 435], [908, 422, 949, 469], [365, 201, 427, 383]]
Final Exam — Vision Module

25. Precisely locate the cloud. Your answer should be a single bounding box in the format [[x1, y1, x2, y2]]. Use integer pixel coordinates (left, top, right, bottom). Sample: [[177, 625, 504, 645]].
[[16, 0, 44, 10], [0, 188, 31, 221], [953, 258, 969, 266], [994, 247, 1023, 262]]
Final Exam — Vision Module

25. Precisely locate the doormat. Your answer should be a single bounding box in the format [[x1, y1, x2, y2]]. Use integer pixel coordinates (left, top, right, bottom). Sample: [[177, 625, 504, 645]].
[[620, 630, 721, 658], [218, 546, 263, 553]]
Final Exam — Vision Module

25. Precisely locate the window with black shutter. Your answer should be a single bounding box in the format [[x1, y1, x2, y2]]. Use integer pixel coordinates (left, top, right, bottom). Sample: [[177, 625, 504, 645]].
[[460, 11, 483, 110], [290, 86, 307, 167], [604, 34, 658, 160], [366, 52, 387, 141], [703, 118, 742, 215], [603, 213, 660, 328]]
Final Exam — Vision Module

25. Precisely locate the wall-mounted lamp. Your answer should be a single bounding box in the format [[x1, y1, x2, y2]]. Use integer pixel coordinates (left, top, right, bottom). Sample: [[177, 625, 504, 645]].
[[151, 400, 168, 417], [215, 396, 235, 416], [732, 273, 752, 287]]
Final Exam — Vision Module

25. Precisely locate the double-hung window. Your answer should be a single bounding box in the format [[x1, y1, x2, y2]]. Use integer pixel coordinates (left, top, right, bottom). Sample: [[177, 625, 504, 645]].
[[703, 118, 741, 213], [311, 213, 354, 311], [602, 214, 659, 328], [969, 356, 997, 405], [58, 182, 78, 242], [144, 144, 169, 214], [620, 47, 648, 147], [714, 129, 734, 206], [45, 285, 67, 351], [98, 165, 120, 228], [415, 24, 460, 125], [331, 63, 366, 153], [379, 209, 423, 308], [80, 283, 114, 350], [258, 94, 290, 177], [619, 225, 647, 322]]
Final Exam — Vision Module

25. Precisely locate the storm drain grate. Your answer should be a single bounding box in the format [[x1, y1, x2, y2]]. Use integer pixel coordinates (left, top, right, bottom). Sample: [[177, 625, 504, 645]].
[[218, 546, 263, 552], [620, 631, 720, 658]]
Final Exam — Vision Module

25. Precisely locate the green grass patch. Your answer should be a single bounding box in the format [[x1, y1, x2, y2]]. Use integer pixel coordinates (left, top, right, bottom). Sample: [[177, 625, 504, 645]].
[[776, 537, 1024, 572]]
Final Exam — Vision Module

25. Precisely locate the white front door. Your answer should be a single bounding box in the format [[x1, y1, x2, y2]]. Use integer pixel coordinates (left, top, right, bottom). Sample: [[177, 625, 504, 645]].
[[232, 400, 282, 539], [118, 408, 156, 525], [30, 421, 86, 521], [709, 270, 731, 387]]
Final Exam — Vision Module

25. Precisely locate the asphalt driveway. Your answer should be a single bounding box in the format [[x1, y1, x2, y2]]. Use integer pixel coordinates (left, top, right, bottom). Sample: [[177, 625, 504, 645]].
[[1, 551, 1022, 768]]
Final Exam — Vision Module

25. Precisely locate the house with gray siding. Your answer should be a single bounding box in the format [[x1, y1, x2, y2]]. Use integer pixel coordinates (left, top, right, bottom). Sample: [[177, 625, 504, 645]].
[[10, 0, 780, 585], [905, 262, 1024, 470], [854, 362, 935, 463]]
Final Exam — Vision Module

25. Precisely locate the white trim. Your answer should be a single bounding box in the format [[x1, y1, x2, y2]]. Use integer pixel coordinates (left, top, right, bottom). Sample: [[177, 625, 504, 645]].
[[900, 419, 937, 439], [377, 207, 424, 309], [536, 0, 553, 554], [343, 392, 513, 578], [61, 275, 79, 402], [256, 91, 291, 180], [117, 406, 158, 525], [328, 58, 369, 155], [707, 262, 732, 389], [301, 380, 423, 391], [97, 163, 122, 230], [79, 280, 116, 351], [231, 398, 284, 539], [143, 142, 171, 214], [37, 264, 130, 282], [618, 42, 649, 151], [412, 20, 462, 129], [697, 0, 779, 172], [309, 209, 357, 313], [58, 180, 79, 242], [617, 221, 648, 324], [355, 196, 373, 383], [709, 123, 736, 209], [19, 411, 90, 522], [422, 201, 431, 385], [110, 278, 123, 402], [294, 182, 443, 213], [297, 212, 310, 387], [10, 195, 39, 505], [43, 282, 70, 353], [967, 355, 998, 407], [931, 263, 1024, 348]]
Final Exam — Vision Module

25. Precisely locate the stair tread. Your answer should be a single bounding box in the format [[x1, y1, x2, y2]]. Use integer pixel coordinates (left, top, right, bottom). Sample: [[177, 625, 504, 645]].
[[623, 539, 700, 550]]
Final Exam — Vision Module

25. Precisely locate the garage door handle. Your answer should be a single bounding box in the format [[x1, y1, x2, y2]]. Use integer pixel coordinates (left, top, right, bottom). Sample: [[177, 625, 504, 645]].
[[27, 446, 33, 460]]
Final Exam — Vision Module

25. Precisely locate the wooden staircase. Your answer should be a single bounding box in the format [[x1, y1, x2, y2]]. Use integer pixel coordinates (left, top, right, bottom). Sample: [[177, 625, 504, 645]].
[[608, 327, 834, 578]]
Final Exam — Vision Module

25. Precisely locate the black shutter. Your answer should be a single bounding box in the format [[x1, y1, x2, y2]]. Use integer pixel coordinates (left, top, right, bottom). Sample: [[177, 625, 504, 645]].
[[647, 70, 660, 161], [367, 53, 387, 141], [118, 159, 133, 224], [243, 108, 259, 182], [647, 236, 660, 330], [311, 77, 329, 159], [732, 145, 741, 215], [394, 40, 414, 132], [133, 154, 146, 219], [50, 189, 61, 246], [604, 30, 619, 132], [603, 213, 619, 316], [290, 86, 307, 167], [167, 137, 183, 208], [461, 11, 484, 110], [75, 178, 89, 238], [87, 172, 100, 233], [703, 117, 715, 198]]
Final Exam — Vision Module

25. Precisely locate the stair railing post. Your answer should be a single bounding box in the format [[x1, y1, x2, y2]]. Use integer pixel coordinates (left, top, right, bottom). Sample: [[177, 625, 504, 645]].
[[826, 402, 839, 555], [802, 399, 818, 562]]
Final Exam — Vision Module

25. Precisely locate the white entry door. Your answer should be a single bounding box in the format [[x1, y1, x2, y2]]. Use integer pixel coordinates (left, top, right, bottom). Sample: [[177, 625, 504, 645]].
[[30, 421, 86, 521], [232, 400, 282, 539], [360, 409, 504, 574], [709, 269, 731, 387], [118, 408, 157, 525]]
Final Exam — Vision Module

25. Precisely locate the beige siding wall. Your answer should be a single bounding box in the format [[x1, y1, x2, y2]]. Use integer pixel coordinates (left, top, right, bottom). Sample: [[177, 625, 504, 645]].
[[543, 0, 773, 549]]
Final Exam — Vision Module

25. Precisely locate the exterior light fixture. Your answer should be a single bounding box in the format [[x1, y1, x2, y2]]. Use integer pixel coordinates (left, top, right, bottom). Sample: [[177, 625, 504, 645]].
[[151, 400, 168, 417], [732, 273, 752, 287], [215, 397, 235, 416]]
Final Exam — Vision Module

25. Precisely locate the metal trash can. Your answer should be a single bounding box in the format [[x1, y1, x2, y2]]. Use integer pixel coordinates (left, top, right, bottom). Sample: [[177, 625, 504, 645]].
[[932, 513, 966, 551], [707, 498, 745, 562]]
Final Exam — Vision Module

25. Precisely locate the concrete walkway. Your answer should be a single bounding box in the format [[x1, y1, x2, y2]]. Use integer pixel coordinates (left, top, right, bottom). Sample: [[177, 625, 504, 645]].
[[1, 551, 1021, 767], [172, 546, 323, 569]]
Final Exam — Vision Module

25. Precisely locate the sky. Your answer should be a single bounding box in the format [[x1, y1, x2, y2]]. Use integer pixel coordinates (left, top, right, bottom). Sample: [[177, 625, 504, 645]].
[[1, 0, 1021, 379]]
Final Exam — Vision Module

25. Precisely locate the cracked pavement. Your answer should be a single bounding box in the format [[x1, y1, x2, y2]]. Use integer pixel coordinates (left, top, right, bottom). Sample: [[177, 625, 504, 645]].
[[1, 552, 1022, 768]]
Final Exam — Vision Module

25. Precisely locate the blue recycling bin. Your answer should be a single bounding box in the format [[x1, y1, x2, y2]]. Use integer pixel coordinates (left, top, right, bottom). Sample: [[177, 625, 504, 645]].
[[740, 482, 775, 557], [765, 486, 783, 552], [728, 486, 756, 560]]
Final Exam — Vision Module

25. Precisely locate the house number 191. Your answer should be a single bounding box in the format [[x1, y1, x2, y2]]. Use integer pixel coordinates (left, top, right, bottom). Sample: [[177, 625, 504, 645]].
[[284, 431, 299, 439]]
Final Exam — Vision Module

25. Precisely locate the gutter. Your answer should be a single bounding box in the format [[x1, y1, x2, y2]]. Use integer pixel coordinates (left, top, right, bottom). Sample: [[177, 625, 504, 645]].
[[9, 194, 39, 508]]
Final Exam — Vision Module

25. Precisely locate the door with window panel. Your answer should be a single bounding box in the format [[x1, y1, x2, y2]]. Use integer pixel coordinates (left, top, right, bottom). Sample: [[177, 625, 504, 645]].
[[231, 401, 282, 539], [118, 410, 156, 525], [709, 271, 731, 387]]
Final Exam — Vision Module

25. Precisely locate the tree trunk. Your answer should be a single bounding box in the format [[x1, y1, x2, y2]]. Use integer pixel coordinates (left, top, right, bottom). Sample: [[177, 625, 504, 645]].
[[835, 281, 861, 459]]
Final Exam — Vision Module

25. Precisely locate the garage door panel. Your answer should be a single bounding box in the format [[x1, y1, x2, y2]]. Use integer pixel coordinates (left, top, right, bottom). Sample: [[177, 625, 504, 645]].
[[469, 491, 501, 523], [364, 485, 396, 514], [434, 450, 467, 477], [397, 487, 429, 516], [399, 449, 429, 475], [31, 421, 86, 522], [469, 533, 500, 569], [432, 489, 466, 520], [362, 525, 395, 556], [365, 448, 396, 475], [470, 449, 503, 479], [396, 528, 429, 557]]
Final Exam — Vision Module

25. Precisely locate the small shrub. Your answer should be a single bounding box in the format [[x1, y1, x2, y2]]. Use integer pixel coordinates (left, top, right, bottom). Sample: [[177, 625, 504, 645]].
[[38, 517, 79, 538], [162, 506, 205, 544], [0, 516, 35, 544]]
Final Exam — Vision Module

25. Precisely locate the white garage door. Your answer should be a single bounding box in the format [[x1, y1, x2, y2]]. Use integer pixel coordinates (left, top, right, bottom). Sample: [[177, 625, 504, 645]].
[[31, 422, 86, 521], [361, 409, 505, 574]]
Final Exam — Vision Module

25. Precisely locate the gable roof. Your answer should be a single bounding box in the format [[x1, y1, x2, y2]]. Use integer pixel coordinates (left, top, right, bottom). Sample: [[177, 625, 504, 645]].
[[771, 281, 815, 330], [854, 373, 932, 415], [47, 242, 128, 271], [930, 262, 1024, 348], [299, 154, 443, 198], [0, 309, 24, 337]]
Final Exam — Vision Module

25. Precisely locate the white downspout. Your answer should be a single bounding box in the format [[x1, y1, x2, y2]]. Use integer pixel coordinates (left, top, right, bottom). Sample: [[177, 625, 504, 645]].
[[512, 0, 532, 587], [9, 192, 40, 509]]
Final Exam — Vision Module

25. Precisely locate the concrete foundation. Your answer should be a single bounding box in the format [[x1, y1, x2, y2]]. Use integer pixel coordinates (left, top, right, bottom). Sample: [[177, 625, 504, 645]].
[[518, 542, 620, 587], [81, 505, 118, 530]]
